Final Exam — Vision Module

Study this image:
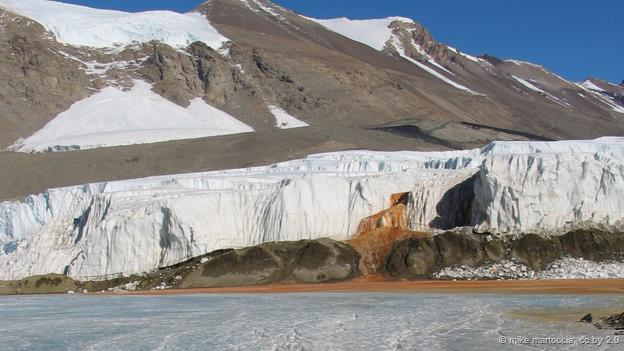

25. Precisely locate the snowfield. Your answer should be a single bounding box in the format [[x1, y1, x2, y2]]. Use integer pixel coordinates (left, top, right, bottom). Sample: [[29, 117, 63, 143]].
[[0, 0, 228, 50], [310, 17, 414, 51], [1, 138, 624, 280], [11, 80, 254, 152]]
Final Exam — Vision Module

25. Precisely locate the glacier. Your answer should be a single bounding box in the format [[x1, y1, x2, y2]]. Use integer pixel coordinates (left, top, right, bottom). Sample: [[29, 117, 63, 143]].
[[0, 0, 228, 50], [1, 138, 624, 280]]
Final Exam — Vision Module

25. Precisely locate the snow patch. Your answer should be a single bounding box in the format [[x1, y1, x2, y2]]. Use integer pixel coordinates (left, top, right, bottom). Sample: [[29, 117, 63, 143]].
[[57, 50, 148, 77], [269, 106, 309, 129], [310, 17, 413, 51], [11, 80, 254, 152], [580, 80, 605, 92], [511, 75, 547, 94], [394, 37, 454, 76], [504, 59, 544, 69], [400, 50, 483, 95], [577, 83, 624, 114], [511, 75, 572, 108], [447, 46, 480, 63], [248, 0, 283, 19], [0, 0, 229, 51]]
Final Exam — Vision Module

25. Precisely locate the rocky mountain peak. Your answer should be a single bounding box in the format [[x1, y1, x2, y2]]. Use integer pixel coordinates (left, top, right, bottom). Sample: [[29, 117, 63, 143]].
[[382, 17, 474, 66]]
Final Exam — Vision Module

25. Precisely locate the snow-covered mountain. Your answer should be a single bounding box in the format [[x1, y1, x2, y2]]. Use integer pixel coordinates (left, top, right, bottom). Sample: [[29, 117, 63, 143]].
[[1, 138, 623, 280], [1, 0, 623, 155]]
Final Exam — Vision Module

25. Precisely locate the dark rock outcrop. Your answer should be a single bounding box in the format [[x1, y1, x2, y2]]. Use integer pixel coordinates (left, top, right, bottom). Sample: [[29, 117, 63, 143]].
[[558, 230, 624, 262], [386, 229, 624, 279], [511, 234, 562, 270], [181, 238, 360, 288], [385, 236, 438, 277], [580, 313, 593, 323], [483, 238, 507, 262], [594, 312, 624, 330], [434, 231, 486, 268], [385, 232, 491, 279]]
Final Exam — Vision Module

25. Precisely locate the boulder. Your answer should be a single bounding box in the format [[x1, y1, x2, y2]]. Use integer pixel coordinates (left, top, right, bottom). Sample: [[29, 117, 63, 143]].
[[558, 230, 624, 261], [385, 237, 438, 278], [483, 238, 507, 262], [511, 234, 562, 270], [434, 231, 485, 268], [580, 313, 593, 323], [181, 238, 360, 288]]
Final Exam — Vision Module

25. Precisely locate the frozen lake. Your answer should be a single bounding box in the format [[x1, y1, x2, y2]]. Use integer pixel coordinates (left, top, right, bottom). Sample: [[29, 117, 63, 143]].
[[0, 293, 621, 350]]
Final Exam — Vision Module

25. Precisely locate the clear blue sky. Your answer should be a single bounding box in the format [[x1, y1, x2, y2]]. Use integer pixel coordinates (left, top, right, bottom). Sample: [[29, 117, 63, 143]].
[[60, 0, 623, 83]]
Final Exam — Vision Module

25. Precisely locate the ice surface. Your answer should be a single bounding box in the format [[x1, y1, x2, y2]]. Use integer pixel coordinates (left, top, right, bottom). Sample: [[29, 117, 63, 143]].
[[472, 139, 624, 233], [0, 0, 228, 50], [0, 293, 620, 351], [269, 105, 309, 129], [11, 80, 254, 152], [2, 138, 624, 280]]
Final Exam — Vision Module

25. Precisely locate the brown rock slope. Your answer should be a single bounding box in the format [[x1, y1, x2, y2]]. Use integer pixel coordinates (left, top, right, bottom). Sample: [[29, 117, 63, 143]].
[[0, 0, 622, 200]]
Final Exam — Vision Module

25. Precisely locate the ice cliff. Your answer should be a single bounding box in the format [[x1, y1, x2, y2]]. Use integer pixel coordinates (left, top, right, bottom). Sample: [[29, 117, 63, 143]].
[[1, 138, 623, 280]]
